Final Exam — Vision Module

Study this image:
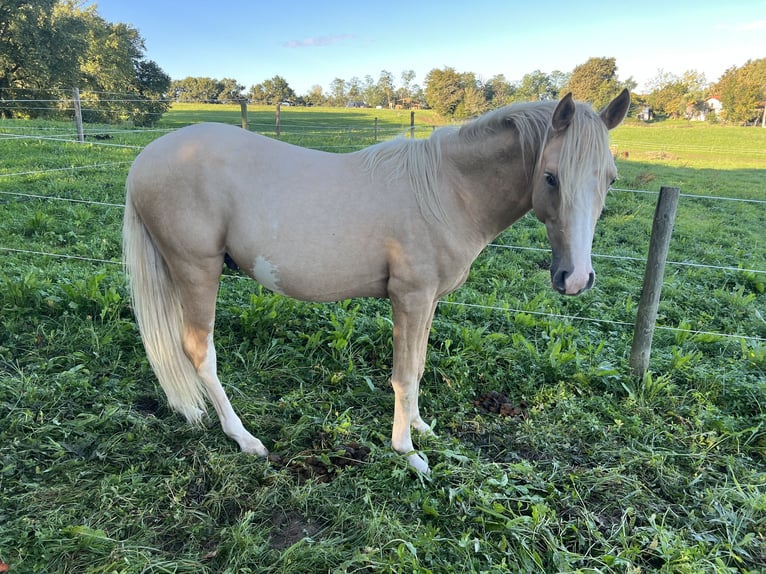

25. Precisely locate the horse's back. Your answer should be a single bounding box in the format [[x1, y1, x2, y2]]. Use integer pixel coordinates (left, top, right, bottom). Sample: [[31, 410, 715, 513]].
[[125, 123, 411, 302]]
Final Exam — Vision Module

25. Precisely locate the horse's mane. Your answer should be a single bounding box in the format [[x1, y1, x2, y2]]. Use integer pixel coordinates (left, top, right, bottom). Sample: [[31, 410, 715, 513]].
[[358, 99, 612, 221], [357, 130, 451, 222], [460, 100, 613, 208]]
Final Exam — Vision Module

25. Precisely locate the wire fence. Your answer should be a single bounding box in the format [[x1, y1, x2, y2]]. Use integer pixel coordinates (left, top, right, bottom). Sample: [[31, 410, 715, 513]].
[[1, 112, 764, 346]]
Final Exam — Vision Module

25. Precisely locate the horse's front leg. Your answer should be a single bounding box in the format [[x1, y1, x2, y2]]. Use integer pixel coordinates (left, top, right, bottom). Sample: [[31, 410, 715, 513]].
[[390, 294, 438, 474]]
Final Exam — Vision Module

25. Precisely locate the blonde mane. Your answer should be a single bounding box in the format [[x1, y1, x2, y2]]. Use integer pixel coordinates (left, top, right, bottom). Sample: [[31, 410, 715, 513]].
[[358, 130, 451, 223], [358, 99, 613, 220], [460, 100, 613, 207]]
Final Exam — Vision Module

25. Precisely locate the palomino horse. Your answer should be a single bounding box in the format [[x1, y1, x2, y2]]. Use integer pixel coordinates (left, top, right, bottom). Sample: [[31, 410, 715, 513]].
[[123, 90, 630, 473]]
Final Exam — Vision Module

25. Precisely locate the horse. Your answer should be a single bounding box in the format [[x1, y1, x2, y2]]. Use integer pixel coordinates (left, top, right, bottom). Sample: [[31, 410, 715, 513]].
[[123, 90, 630, 473]]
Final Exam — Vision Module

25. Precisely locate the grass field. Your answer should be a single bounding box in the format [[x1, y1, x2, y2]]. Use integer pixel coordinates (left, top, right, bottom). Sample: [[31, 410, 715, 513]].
[[0, 105, 764, 573]]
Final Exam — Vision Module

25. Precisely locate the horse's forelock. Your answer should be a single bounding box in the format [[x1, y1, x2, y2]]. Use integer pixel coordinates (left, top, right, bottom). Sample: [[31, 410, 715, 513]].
[[557, 103, 613, 208], [458, 102, 612, 209]]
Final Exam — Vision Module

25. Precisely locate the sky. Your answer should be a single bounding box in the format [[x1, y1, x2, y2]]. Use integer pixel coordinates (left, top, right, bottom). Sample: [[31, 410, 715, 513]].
[[91, 0, 766, 96]]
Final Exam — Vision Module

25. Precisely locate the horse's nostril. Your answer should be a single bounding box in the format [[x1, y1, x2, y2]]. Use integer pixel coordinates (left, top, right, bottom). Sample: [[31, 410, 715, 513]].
[[586, 271, 595, 290], [552, 269, 568, 294]]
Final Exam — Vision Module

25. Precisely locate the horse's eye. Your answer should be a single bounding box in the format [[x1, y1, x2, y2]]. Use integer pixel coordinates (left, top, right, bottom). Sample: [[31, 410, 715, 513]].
[[544, 172, 558, 187], [609, 177, 617, 187]]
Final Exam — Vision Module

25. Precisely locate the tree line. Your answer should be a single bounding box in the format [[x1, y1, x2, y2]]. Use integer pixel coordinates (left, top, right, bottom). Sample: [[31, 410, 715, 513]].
[[1, 0, 170, 126], [174, 56, 765, 125], [2, 2, 764, 126]]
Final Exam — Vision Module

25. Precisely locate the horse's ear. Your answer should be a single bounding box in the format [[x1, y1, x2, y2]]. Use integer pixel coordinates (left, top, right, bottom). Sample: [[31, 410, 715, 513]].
[[552, 93, 575, 133], [600, 88, 631, 130]]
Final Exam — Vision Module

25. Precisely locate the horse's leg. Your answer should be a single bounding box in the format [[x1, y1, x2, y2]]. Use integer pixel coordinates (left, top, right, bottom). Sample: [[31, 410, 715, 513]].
[[176, 265, 268, 456], [410, 301, 438, 435], [389, 292, 438, 473]]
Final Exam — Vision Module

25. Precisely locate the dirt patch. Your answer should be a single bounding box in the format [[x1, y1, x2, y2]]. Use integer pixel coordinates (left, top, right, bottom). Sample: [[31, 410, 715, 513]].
[[269, 510, 321, 550], [473, 391, 528, 419], [269, 442, 370, 483]]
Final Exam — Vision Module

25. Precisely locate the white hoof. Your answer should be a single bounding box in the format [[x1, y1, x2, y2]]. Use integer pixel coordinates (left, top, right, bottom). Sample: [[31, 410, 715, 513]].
[[412, 417, 434, 436], [407, 452, 430, 474], [237, 433, 269, 457]]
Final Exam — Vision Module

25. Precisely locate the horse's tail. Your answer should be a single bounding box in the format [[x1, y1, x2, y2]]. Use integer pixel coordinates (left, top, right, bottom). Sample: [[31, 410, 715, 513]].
[[122, 181, 207, 424]]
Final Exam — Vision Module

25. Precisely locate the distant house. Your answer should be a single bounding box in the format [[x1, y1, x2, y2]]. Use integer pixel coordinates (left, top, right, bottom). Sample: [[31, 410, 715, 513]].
[[705, 96, 723, 115], [687, 96, 723, 121], [346, 101, 369, 108], [637, 104, 653, 121]]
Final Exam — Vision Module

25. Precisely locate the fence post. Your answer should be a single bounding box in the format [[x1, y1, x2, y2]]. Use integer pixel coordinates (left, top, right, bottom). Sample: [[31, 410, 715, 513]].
[[240, 99, 248, 130], [410, 111, 415, 138], [629, 186, 681, 377], [72, 87, 84, 143], [374, 117, 378, 141], [275, 102, 281, 137]]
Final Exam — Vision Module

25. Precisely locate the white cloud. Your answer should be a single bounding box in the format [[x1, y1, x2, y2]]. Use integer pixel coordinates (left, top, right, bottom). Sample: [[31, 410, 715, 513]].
[[283, 34, 355, 48]]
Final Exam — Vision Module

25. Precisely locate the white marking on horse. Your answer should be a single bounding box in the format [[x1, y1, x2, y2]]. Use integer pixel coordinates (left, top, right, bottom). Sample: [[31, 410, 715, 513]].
[[252, 255, 284, 294]]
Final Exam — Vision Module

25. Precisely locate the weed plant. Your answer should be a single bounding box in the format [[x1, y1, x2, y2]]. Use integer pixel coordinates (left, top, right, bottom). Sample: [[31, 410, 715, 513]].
[[0, 108, 764, 573]]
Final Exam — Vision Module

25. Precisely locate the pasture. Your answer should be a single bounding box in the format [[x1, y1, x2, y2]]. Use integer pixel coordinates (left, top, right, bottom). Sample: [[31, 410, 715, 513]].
[[0, 105, 764, 573]]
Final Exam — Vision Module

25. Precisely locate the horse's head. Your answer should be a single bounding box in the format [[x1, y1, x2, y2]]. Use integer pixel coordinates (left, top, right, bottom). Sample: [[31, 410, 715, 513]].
[[532, 89, 630, 295]]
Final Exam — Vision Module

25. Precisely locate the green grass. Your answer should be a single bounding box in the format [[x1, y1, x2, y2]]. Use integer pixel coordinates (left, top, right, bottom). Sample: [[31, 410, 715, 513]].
[[0, 107, 764, 573]]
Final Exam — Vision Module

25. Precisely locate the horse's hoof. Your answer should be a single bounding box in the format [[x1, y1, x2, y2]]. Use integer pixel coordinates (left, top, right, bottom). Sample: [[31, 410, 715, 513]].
[[407, 452, 430, 474], [238, 435, 268, 457]]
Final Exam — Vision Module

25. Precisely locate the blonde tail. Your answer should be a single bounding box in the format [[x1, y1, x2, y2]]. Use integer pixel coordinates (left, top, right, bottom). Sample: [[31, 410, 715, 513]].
[[122, 188, 207, 423]]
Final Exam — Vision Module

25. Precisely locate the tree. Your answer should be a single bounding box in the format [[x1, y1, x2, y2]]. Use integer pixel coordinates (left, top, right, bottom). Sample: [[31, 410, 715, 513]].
[[484, 74, 516, 107], [218, 78, 245, 102], [0, 0, 86, 116], [0, 1, 169, 124], [714, 59, 766, 124], [515, 70, 559, 101], [305, 84, 325, 106], [424, 67, 466, 117], [328, 77, 346, 106], [360, 75, 379, 107], [646, 70, 687, 118], [172, 77, 222, 102], [346, 76, 362, 102], [377, 70, 395, 108], [565, 57, 626, 109]]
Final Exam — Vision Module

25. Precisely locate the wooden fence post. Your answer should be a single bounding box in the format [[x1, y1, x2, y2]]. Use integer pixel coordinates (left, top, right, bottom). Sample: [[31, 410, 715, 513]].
[[374, 117, 378, 141], [240, 99, 248, 130], [410, 111, 415, 138], [72, 87, 84, 143], [629, 186, 681, 377], [275, 102, 281, 137]]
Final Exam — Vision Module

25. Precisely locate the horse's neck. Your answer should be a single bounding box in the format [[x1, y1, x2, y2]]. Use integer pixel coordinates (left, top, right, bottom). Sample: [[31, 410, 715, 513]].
[[439, 132, 534, 243]]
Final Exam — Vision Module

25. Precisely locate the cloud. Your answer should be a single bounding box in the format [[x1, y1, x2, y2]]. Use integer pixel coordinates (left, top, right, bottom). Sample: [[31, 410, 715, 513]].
[[283, 34, 355, 48], [716, 19, 766, 31], [741, 19, 766, 31]]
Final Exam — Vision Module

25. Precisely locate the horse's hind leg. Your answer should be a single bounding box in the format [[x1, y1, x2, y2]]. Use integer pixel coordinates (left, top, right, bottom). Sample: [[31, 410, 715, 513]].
[[177, 266, 268, 456]]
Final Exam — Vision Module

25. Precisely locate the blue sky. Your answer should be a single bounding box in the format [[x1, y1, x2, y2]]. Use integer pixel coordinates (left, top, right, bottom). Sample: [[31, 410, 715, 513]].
[[92, 0, 765, 95]]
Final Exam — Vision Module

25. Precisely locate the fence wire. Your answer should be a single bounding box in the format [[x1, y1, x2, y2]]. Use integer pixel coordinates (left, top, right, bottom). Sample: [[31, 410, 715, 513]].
[[1, 118, 764, 345]]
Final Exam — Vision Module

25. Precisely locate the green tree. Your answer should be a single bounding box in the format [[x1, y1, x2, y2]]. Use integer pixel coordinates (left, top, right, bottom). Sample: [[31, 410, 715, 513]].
[[565, 57, 627, 108], [361, 75, 380, 107], [249, 75, 295, 104], [714, 59, 766, 124], [515, 70, 559, 101], [346, 76, 362, 102], [305, 84, 325, 106], [646, 70, 687, 118], [484, 74, 515, 107], [328, 77, 346, 106], [0, 0, 85, 116], [377, 70, 395, 108], [424, 67, 465, 117], [0, 0, 169, 124], [218, 78, 245, 102], [172, 77, 222, 102]]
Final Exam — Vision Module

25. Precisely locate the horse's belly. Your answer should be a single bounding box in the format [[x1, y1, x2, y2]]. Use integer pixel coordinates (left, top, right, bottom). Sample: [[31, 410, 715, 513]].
[[246, 251, 389, 302]]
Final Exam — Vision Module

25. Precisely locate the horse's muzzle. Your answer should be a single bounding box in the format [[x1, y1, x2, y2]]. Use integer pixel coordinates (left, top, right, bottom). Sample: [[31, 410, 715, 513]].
[[552, 269, 595, 295]]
